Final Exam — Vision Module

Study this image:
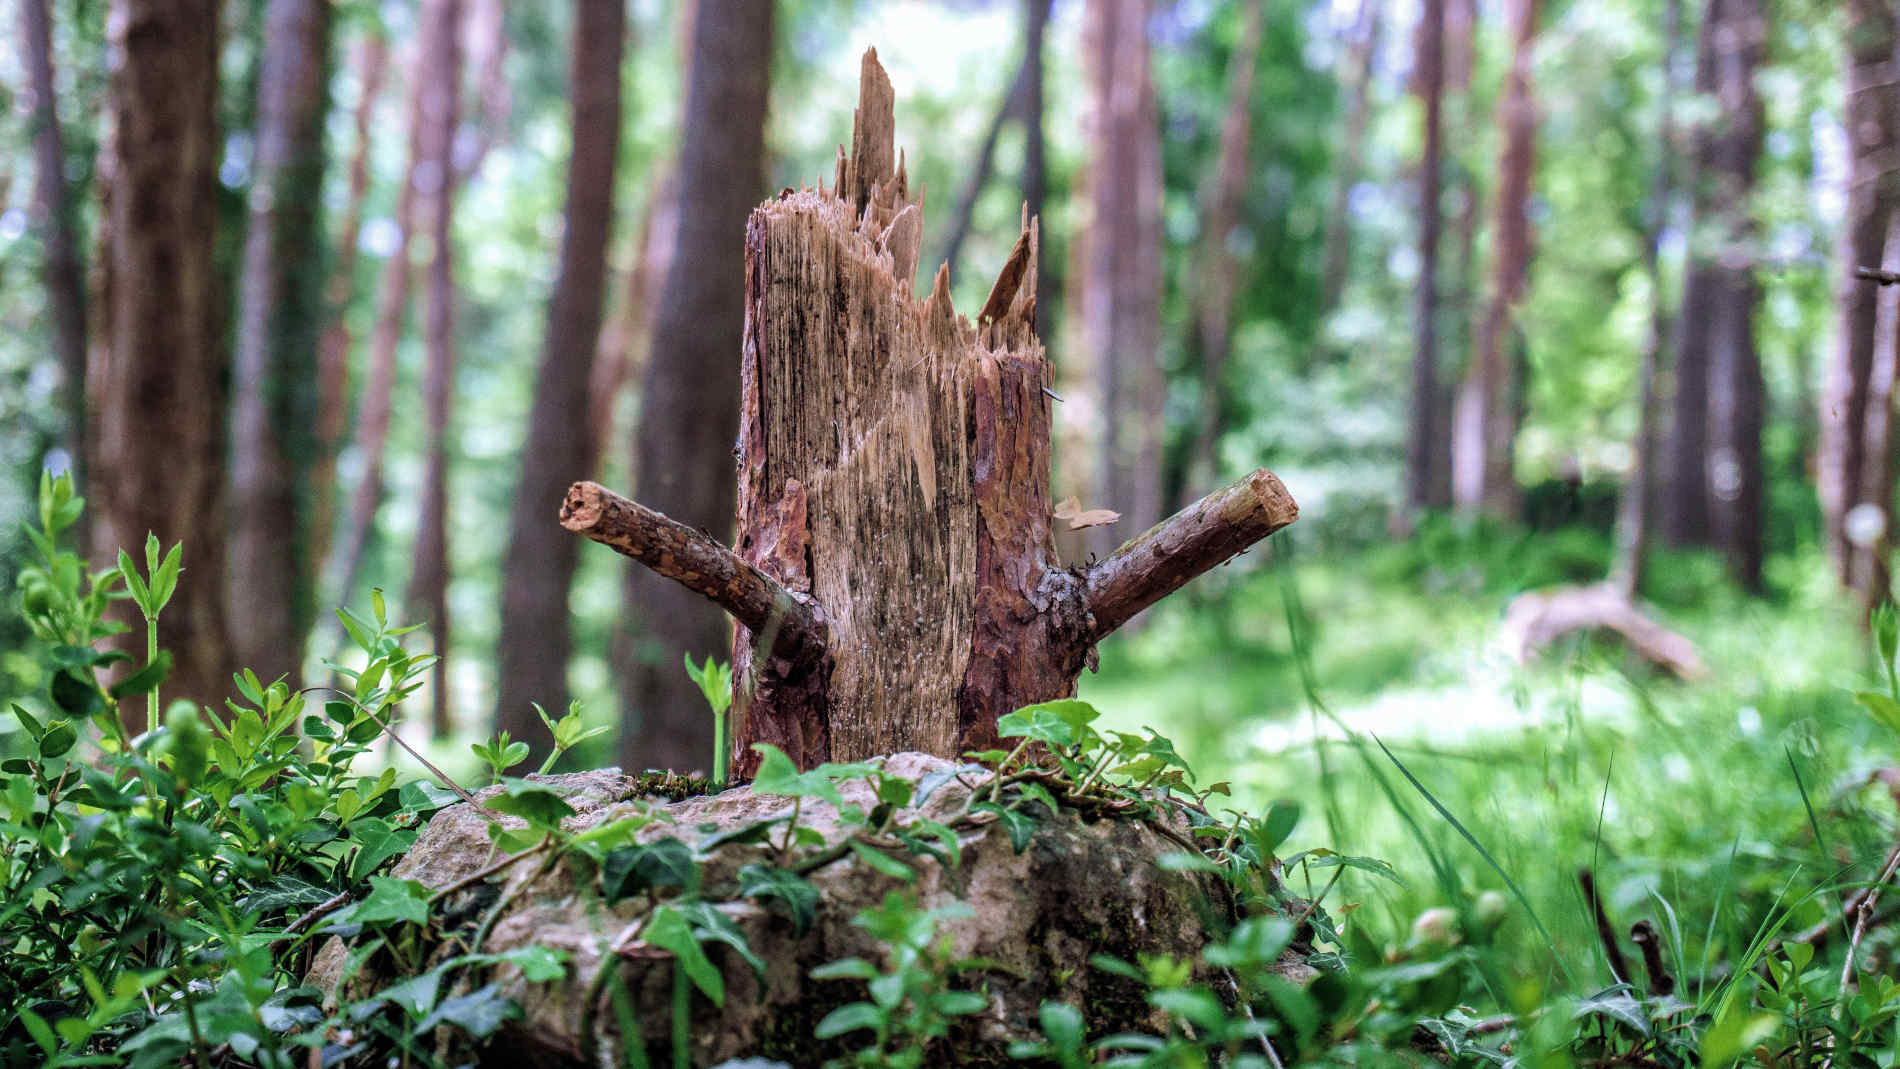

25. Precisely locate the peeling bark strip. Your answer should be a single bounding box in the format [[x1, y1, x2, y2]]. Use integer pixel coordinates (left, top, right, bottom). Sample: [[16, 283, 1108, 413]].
[[569, 49, 1298, 775]]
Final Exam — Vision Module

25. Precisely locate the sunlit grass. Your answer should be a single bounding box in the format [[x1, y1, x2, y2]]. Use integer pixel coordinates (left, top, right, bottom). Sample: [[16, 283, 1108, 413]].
[[1082, 522, 1889, 1006]]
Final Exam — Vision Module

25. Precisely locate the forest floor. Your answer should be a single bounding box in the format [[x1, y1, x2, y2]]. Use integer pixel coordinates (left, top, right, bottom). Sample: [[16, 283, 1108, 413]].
[[1081, 518, 1887, 991]]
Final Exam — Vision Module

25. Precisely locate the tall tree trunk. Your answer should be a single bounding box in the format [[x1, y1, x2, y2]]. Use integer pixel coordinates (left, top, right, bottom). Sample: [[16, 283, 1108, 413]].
[[1321, 0, 1382, 314], [227, 0, 332, 687], [408, 0, 464, 738], [1435, 0, 1475, 507], [325, 30, 429, 615], [1021, 0, 1051, 322], [1080, 0, 1164, 554], [1667, 0, 1766, 592], [620, 0, 773, 774], [1406, 0, 1447, 516], [1454, 0, 1539, 519], [495, 0, 626, 751], [588, 170, 674, 473], [91, 0, 228, 727], [19, 0, 88, 481], [312, 30, 388, 593], [456, 0, 510, 183], [1820, 0, 1900, 593], [1855, 215, 1900, 612], [1185, 1, 1263, 502], [1611, 0, 1683, 601]]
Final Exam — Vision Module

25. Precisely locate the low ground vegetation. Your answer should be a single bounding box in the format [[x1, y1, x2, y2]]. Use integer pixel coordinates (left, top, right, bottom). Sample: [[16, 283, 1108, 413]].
[[7, 476, 1900, 1066]]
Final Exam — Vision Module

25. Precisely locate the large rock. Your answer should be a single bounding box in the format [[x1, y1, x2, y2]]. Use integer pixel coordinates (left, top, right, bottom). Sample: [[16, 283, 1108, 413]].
[[308, 755, 1294, 1066]]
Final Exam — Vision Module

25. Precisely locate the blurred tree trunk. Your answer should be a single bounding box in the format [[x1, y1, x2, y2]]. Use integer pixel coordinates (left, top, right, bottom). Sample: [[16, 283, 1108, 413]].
[[325, 30, 427, 618], [495, 0, 626, 750], [588, 170, 674, 472], [19, 0, 88, 483], [311, 30, 388, 589], [456, 0, 510, 183], [1453, 0, 1538, 519], [1406, 0, 1447, 517], [408, 0, 465, 738], [1184, 2, 1262, 503], [1610, 0, 1682, 602], [1079, 0, 1164, 555], [227, 0, 332, 687], [90, 0, 228, 727], [937, 0, 1053, 291], [620, 0, 772, 773], [1435, 0, 1475, 504], [309, 33, 387, 600], [1665, 0, 1766, 594], [1020, 0, 1050, 321], [1819, 0, 1900, 597], [1855, 216, 1900, 613], [1321, 0, 1382, 315]]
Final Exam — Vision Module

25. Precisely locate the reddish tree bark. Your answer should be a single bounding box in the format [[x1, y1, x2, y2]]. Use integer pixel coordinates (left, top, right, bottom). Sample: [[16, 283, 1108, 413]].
[[1610, 0, 1683, 601], [587, 170, 675, 473], [494, 0, 626, 750], [1185, 1, 1263, 500], [311, 30, 389, 588], [1665, 0, 1766, 594], [227, 0, 333, 687], [1454, 0, 1539, 519], [19, 0, 88, 480], [620, 0, 774, 774], [408, 0, 465, 738], [1079, 0, 1164, 552], [325, 29, 429, 615], [1819, 0, 1900, 597], [1321, 0, 1383, 314], [90, 0, 230, 726], [1407, 0, 1448, 516]]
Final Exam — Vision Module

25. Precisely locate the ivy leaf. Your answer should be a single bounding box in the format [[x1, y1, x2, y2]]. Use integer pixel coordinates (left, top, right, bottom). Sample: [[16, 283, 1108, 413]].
[[487, 782, 577, 830], [675, 900, 766, 975], [748, 743, 843, 805], [238, 874, 335, 915], [642, 906, 724, 1006], [737, 864, 819, 935], [343, 876, 431, 928], [413, 983, 521, 1039], [972, 801, 1042, 853], [347, 818, 419, 883], [601, 838, 699, 903], [850, 840, 916, 881]]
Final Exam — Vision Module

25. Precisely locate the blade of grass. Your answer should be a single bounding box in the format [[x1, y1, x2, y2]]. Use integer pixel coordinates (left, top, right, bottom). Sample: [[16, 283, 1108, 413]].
[[1786, 745, 1847, 947], [1372, 733, 1571, 986]]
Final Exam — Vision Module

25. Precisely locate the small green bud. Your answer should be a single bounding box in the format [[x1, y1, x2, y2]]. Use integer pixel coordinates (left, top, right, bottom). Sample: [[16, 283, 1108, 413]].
[[163, 700, 210, 789], [1472, 890, 1509, 932]]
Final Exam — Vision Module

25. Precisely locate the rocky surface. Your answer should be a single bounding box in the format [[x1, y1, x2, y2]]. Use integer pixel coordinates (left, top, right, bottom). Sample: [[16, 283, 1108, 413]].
[[307, 755, 1301, 1067]]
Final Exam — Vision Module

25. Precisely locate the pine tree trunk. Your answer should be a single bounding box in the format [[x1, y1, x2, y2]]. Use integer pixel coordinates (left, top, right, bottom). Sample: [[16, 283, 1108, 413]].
[[19, 0, 88, 484], [495, 0, 626, 749], [311, 30, 388, 592], [620, 0, 774, 774], [564, 51, 1298, 775], [1667, 0, 1766, 591], [408, 0, 464, 738], [587, 169, 674, 473], [1454, 0, 1538, 519], [1611, 0, 1682, 602], [1407, 0, 1447, 516], [227, 0, 332, 687], [1079, 0, 1164, 554], [1321, 0, 1382, 314], [325, 29, 429, 615], [1820, 0, 1900, 593], [1186, 1, 1263, 503], [91, 0, 229, 728]]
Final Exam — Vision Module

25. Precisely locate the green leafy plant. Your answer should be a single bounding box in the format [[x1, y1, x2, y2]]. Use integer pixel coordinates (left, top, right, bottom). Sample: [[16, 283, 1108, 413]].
[[810, 893, 990, 1068], [685, 653, 734, 787]]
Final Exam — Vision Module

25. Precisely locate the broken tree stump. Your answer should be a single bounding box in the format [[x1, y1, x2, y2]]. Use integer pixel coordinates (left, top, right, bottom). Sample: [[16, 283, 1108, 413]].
[[563, 49, 1298, 776]]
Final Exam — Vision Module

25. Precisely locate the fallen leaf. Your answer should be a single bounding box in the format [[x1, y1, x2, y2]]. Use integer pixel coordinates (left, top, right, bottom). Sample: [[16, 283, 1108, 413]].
[[1053, 497, 1120, 530]]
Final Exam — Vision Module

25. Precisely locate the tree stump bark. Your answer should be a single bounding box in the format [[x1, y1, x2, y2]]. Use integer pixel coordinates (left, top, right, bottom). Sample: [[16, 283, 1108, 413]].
[[563, 49, 1298, 775]]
